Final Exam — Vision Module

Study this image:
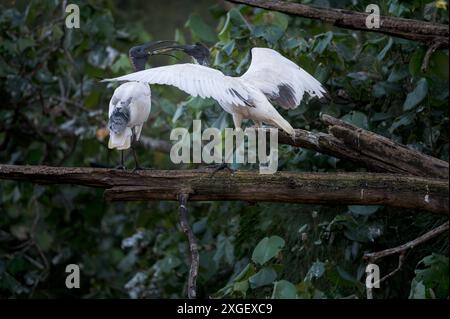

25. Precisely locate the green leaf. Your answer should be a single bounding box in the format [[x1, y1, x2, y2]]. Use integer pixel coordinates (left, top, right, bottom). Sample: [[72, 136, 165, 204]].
[[304, 261, 325, 281], [214, 234, 234, 265], [158, 255, 182, 273], [377, 37, 393, 61], [409, 279, 426, 299], [218, 13, 232, 42], [341, 111, 369, 129], [233, 280, 249, 296], [111, 54, 132, 74], [172, 105, 184, 123], [218, 8, 251, 42], [223, 40, 236, 56], [185, 14, 217, 43], [252, 236, 285, 265], [411, 253, 449, 298], [428, 50, 449, 80], [388, 65, 409, 82], [211, 111, 229, 130], [272, 280, 297, 299], [314, 32, 333, 54], [314, 63, 331, 83], [233, 263, 256, 282], [403, 78, 428, 111], [174, 28, 186, 44], [371, 112, 392, 122], [249, 267, 277, 289], [389, 113, 415, 133], [253, 25, 284, 44], [1, 272, 29, 295], [272, 12, 289, 31], [17, 37, 35, 52], [35, 231, 53, 251], [409, 49, 426, 77], [348, 205, 381, 216]]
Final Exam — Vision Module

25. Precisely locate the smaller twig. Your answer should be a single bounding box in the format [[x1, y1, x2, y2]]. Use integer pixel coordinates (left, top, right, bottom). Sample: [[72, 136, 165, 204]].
[[378, 253, 405, 284], [366, 287, 373, 300], [421, 40, 444, 72], [364, 221, 449, 261], [178, 193, 199, 299], [366, 253, 405, 299]]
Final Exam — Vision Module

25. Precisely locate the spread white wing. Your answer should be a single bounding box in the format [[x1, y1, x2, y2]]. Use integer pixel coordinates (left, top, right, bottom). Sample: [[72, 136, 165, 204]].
[[240, 48, 326, 109], [103, 64, 251, 107]]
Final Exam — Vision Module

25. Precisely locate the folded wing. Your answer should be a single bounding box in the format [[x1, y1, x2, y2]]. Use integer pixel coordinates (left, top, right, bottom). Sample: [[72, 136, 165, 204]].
[[240, 48, 326, 109], [103, 64, 251, 107]]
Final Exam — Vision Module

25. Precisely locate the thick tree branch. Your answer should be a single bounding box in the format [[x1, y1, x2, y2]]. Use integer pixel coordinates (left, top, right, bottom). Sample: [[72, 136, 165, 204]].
[[228, 0, 449, 47], [278, 129, 404, 174], [321, 114, 449, 179], [0, 165, 447, 214], [277, 114, 449, 179]]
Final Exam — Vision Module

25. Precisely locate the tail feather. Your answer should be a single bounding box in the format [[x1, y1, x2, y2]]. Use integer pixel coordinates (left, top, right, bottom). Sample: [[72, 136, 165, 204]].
[[108, 128, 132, 150], [271, 114, 295, 136]]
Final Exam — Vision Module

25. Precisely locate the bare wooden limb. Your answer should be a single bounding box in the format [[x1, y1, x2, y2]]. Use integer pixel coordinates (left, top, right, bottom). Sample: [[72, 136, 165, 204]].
[[0, 165, 447, 214], [366, 253, 405, 299], [278, 129, 405, 174], [421, 40, 443, 72], [321, 114, 449, 179], [227, 0, 449, 47], [178, 193, 199, 299], [364, 221, 449, 261], [379, 253, 405, 284], [276, 114, 448, 179]]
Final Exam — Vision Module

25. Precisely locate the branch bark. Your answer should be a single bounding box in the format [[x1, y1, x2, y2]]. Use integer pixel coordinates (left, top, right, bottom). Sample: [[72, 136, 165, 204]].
[[364, 221, 449, 261], [0, 165, 447, 214], [227, 0, 449, 47], [276, 114, 449, 179], [278, 128, 404, 174], [178, 194, 199, 299], [322, 114, 448, 179]]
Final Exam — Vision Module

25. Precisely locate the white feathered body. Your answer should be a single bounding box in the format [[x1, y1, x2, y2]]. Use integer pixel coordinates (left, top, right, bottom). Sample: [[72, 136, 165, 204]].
[[103, 48, 326, 136], [108, 82, 151, 150]]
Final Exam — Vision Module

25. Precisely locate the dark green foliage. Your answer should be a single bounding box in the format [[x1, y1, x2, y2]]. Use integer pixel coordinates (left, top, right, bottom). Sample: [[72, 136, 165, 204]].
[[0, 0, 448, 298]]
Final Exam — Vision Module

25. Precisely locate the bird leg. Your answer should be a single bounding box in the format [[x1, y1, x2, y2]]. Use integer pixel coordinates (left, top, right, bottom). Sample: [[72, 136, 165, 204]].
[[131, 148, 142, 172], [131, 132, 150, 172], [131, 132, 142, 172], [115, 151, 126, 170], [251, 120, 263, 128], [208, 116, 244, 176]]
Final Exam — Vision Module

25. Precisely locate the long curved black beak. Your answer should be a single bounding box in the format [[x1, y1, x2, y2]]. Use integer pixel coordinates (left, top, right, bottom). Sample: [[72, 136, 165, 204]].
[[146, 43, 185, 56], [129, 41, 182, 71], [140, 40, 181, 54], [148, 42, 210, 67]]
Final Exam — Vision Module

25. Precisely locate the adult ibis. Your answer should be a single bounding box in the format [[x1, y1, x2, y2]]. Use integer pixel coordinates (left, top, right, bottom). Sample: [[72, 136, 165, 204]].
[[103, 42, 327, 136]]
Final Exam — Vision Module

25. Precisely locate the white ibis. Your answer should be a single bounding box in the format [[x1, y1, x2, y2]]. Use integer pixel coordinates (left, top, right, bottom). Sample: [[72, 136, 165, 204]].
[[106, 40, 178, 170], [103, 42, 327, 136]]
